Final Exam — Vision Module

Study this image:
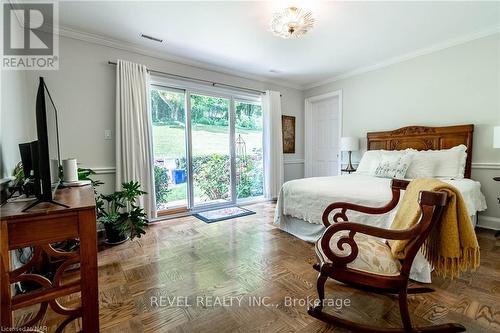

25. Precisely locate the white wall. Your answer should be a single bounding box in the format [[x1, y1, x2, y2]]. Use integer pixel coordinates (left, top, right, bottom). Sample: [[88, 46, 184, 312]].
[[305, 33, 500, 226], [6, 31, 497, 226], [0, 70, 37, 179], [21, 35, 304, 194]]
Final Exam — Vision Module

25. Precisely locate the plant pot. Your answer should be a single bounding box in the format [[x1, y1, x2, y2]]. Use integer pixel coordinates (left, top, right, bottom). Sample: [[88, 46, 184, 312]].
[[103, 223, 129, 245]]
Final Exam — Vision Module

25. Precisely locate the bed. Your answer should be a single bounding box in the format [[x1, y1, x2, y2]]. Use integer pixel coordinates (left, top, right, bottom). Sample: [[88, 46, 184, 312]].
[[274, 125, 487, 283]]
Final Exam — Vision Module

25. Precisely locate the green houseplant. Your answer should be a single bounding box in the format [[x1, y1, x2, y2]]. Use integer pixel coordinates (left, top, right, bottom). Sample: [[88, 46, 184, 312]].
[[96, 181, 148, 244]]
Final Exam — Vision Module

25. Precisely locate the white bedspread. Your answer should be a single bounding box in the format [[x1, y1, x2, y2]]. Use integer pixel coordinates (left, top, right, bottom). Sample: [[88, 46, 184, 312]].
[[273, 175, 487, 283], [276, 174, 487, 228]]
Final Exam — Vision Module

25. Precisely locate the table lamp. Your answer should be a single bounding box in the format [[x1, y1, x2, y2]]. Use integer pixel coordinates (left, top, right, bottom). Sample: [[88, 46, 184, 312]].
[[340, 137, 359, 172]]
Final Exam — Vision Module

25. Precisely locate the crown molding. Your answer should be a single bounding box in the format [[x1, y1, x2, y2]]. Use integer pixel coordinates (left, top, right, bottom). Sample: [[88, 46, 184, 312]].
[[304, 25, 500, 90], [57, 25, 303, 91], [53, 24, 500, 92]]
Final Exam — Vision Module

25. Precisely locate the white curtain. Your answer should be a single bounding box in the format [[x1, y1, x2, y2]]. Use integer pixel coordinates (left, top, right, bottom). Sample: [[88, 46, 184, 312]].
[[115, 59, 156, 219], [262, 90, 284, 199]]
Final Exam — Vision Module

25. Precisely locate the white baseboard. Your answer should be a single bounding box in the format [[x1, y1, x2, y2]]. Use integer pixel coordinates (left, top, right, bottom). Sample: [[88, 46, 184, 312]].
[[477, 215, 500, 231]]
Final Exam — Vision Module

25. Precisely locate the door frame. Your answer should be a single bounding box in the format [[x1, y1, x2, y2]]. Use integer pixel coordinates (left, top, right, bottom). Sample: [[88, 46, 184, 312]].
[[304, 89, 343, 178], [150, 77, 264, 217]]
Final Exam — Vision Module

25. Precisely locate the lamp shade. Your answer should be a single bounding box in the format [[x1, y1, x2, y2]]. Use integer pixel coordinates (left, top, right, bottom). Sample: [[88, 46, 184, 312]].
[[340, 137, 359, 152], [494, 126, 500, 148]]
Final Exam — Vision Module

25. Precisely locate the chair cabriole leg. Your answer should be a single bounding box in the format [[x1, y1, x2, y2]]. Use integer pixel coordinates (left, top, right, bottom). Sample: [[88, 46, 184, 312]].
[[398, 286, 412, 332]]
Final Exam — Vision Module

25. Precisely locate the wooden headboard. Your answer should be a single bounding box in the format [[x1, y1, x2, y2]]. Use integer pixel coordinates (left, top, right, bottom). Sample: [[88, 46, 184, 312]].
[[367, 124, 474, 178]]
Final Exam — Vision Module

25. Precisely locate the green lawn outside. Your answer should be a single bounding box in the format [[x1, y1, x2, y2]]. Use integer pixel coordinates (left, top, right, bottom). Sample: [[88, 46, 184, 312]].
[[153, 124, 262, 158]]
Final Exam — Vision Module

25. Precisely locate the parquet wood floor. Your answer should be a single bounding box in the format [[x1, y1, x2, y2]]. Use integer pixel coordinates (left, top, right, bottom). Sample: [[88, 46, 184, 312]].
[[13, 202, 500, 332]]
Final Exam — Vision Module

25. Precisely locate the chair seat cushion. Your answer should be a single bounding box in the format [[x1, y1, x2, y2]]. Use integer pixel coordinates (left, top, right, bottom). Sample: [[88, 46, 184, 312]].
[[316, 231, 402, 276]]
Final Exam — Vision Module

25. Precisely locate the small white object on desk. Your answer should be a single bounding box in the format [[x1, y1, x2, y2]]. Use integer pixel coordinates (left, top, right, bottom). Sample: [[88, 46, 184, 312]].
[[62, 158, 79, 182]]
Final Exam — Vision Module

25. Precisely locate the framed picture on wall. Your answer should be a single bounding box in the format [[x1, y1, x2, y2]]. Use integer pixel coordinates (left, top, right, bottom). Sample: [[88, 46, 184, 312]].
[[282, 115, 296, 154]]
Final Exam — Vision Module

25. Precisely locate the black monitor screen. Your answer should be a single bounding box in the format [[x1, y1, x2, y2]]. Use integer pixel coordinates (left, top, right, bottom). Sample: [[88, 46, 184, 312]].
[[35, 77, 61, 200], [44, 82, 61, 190]]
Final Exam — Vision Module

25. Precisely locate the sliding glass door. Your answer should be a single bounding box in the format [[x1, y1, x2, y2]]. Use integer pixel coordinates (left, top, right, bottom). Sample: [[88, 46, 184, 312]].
[[151, 86, 189, 213], [189, 93, 233, 207], [151, 84, 262, 215], [235, 100, 263, 200]]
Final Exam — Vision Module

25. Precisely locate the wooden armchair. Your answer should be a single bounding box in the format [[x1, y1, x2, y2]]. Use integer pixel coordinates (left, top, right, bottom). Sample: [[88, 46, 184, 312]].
[[308, 179, 466, 333]]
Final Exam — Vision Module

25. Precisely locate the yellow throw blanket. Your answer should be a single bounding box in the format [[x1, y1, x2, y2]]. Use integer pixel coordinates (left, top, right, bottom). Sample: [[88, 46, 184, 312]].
[[388, 178, 480, 278]]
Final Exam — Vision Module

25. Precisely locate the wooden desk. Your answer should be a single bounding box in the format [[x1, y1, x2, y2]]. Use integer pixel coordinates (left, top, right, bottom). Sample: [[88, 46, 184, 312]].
[[0, 186, 99, 332]]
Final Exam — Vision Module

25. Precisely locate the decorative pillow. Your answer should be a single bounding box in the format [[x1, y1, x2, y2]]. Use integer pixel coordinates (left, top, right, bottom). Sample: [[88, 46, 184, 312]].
[[355, 150, 381, 175], [374, 153, 412, 179], [356, 150, 408, 176], [405, 145, 467, 179]]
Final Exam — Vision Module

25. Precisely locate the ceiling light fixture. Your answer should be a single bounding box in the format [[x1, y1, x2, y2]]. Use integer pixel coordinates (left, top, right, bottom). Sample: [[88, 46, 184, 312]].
[[270, 6, 315, 39]]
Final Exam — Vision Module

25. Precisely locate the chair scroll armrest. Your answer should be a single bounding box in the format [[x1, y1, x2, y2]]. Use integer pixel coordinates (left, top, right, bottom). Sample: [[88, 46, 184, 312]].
[[319, 221, 421, 266], [320, 198, 437, 266], [322, 179, 410, 227]]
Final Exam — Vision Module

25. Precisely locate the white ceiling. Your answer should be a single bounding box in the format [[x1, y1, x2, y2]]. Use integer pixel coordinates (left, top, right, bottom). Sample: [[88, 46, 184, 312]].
[[57, 1, 500, 89]]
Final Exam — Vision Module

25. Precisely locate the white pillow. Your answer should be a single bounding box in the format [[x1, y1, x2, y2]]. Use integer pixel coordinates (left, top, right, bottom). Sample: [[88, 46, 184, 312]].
[[405, 145, 467, 179], [374, 152, 413, 179], [356, 150, 409, 176], [355, 150, 381, 175]]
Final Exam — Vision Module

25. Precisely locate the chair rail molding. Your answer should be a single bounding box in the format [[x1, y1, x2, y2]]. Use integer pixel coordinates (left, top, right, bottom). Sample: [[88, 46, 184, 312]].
[[86, 162, 499, 175], [284, 159, 305, 165], [91, 167, 116, 175], [471, 162, 500, 170]]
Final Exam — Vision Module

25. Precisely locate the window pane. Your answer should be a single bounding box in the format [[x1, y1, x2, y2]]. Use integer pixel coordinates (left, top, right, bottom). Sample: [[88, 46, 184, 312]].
[[190, 94, 231, 205], [151, 88, 188, 211], [235, 100, 263, 199]]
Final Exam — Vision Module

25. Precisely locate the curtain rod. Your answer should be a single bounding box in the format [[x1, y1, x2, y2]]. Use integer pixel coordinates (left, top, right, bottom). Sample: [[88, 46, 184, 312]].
[[108, 61, 267, 95]]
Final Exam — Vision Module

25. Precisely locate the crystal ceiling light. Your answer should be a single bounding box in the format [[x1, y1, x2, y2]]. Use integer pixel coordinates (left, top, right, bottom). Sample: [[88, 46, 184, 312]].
[[270, 6, 315, 39]]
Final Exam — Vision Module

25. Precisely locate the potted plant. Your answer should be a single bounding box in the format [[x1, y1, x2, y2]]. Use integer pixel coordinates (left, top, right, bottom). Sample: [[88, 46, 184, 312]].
[[10, 162, 35, 197], [96, 181, 148, 245]]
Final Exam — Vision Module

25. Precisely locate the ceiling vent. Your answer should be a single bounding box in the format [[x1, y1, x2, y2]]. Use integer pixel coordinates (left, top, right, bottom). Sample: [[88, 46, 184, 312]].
[[140, 34, 163, 43]]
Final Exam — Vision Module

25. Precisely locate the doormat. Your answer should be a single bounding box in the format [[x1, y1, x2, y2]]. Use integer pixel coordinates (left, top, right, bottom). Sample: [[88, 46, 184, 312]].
[[194, 206, 256, 223]]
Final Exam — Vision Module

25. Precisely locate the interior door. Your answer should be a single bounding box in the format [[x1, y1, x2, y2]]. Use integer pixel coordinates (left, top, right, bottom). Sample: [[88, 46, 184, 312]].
[[305, 95, 341, 177]]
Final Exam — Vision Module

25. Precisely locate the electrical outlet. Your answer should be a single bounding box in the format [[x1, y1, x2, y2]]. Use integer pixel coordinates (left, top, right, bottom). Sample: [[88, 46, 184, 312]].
[[104, 130, 112, 140]]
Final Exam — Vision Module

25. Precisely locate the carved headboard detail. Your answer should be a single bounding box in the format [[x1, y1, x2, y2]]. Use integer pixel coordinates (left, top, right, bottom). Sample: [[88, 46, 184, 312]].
[[367, 124, 474, 178]]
